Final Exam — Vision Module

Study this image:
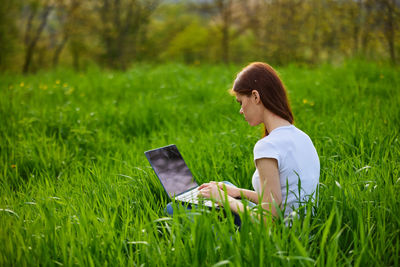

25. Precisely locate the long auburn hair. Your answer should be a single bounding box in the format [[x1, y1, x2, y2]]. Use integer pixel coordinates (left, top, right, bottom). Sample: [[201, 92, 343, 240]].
[[232, 62, 294, 136]]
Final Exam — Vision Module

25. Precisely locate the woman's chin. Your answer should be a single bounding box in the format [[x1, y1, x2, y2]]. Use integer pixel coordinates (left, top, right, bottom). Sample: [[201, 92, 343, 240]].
[[248, 121, 262, 127], [245, 118, 257, 126]]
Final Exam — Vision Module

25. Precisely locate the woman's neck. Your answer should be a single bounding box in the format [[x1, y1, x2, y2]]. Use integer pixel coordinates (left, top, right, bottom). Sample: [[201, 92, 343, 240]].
[[263, 110, 292, 134]]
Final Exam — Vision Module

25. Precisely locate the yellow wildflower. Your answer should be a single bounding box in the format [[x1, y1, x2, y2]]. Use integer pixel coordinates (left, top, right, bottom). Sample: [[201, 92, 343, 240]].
[[63, 83, 68, 88], [20, 82, 24, 87], [65, 88, 74, 95], [11, 164, 16, 168], [302, 99, 308, 104], [56, 80, 60, 85]]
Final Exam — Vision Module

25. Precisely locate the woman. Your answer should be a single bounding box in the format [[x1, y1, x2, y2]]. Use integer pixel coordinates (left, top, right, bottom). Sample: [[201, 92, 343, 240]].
[[198, 62, 320, 220]]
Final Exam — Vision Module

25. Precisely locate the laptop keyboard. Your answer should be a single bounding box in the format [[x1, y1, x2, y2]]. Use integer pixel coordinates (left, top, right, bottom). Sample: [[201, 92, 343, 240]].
[[175, 187, 216, 207]]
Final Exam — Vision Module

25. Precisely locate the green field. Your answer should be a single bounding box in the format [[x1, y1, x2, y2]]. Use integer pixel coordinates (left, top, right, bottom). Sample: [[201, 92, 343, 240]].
[[1, 62, 399, 266]]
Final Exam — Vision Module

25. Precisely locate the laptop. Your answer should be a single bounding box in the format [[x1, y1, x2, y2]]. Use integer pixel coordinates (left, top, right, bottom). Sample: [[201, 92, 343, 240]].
[[144, 144, 214, 207]]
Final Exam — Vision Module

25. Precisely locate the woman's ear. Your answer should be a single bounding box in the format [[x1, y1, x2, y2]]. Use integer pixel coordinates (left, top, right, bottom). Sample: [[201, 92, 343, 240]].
[[252, 90, 260, 104]]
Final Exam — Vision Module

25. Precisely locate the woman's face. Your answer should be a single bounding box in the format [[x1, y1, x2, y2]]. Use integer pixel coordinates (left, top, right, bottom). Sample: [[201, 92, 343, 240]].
[[235, 92, 263, 126]]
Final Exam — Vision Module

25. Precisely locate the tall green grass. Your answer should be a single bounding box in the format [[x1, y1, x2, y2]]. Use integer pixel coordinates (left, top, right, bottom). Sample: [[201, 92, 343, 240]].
[[1, 61, 399, 266]]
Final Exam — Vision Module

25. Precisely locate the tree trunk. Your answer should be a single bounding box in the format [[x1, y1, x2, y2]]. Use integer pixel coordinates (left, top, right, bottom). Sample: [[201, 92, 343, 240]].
[[22, 5, 52, 74], [384, 0, 396, 64], [353, 0, 363, 55], [52, 34, 69, 67], [218, 0, 231, 63], [361, 0, 373, 54], [72, 47, 80, 71], [312, 0, 321, 64]]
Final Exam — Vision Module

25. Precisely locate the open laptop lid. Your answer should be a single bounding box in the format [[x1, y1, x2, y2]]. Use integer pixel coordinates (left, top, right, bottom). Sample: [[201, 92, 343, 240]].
[[145, 144, 198, 198]]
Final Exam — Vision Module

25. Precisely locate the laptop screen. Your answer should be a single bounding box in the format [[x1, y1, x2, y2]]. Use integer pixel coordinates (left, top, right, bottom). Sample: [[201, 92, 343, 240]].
[[145, 145, 198, 197]]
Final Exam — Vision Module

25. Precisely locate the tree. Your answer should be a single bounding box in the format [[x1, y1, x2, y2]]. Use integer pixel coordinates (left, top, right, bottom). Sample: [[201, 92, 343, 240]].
[[380, 0, 399, 64], [0, 0, 20, 71], [189, 0, 234, 63], [22, 0, 53, 73], [51, 0, 82, 67], [97, 0, 161, 69]]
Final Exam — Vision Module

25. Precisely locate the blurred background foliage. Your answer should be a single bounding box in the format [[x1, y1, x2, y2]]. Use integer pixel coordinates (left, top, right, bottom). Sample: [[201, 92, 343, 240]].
[[1, 0, 399, 73]]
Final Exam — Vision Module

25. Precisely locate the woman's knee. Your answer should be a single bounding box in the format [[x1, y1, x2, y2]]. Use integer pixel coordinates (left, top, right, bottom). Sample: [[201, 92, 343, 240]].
[[165, 202, 174, 216]]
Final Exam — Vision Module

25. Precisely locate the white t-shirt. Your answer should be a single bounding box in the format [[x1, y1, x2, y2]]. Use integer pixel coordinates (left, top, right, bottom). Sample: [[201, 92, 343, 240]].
[[252, 125, 320, 216]]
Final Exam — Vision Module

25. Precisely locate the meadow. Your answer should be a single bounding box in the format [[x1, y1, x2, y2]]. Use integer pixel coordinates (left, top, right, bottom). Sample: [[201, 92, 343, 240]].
[[0, 61, 399, 266]]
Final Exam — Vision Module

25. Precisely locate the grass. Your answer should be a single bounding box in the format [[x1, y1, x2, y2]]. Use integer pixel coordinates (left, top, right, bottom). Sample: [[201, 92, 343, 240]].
[[0, 61, 399, 266]]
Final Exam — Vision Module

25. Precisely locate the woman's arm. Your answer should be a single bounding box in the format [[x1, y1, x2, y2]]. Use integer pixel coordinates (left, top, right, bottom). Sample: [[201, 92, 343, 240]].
[[198, 182, 260, 203], [198, 158, 282, 218], [255, 158, 282, 217], [197, 183, 245, 213], [225, 185, 261, 204]]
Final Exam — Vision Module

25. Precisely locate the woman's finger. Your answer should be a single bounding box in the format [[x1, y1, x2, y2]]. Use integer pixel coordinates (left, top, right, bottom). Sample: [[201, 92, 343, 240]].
[[198, 183, 209, 190], [198, 189, 209, 198], [217, 182, 225, 189]]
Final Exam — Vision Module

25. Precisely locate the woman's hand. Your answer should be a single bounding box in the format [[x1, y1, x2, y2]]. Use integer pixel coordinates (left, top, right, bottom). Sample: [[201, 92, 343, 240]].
[[215, 182, 240, 198], [198, 182, 225, 203], [198, 181, 240, 202]]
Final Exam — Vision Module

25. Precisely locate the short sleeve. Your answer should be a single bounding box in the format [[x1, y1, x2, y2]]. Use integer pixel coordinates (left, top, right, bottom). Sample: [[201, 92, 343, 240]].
[[253, 139, 281, 169]]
